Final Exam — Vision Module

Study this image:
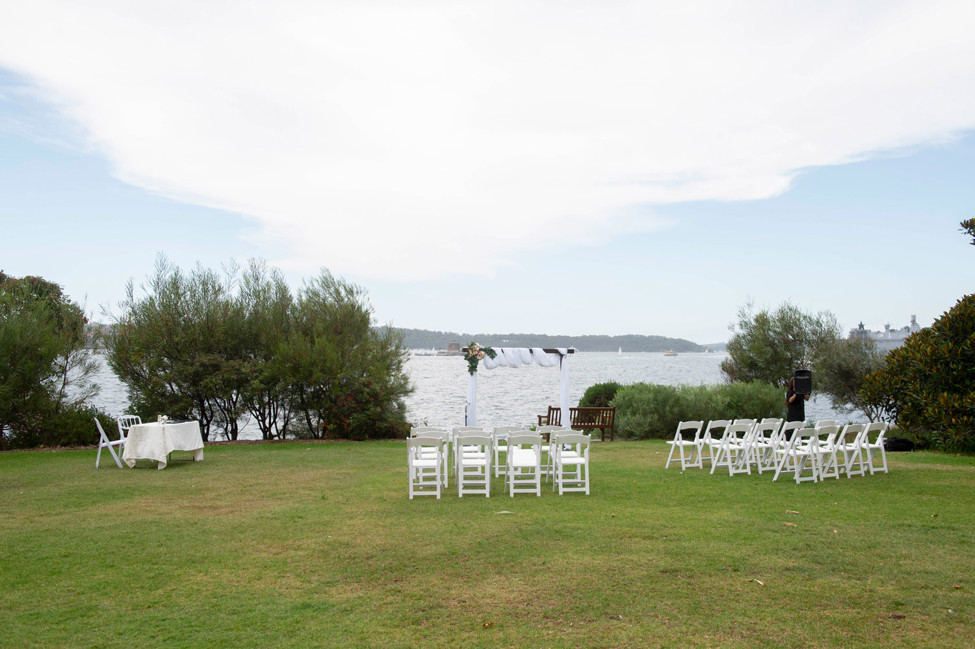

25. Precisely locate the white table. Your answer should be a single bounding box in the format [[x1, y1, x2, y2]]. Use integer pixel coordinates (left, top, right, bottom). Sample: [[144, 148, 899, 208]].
[[122, 421, 204, 470]]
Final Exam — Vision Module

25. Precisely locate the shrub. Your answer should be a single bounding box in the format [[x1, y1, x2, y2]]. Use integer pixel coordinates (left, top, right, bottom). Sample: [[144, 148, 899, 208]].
[[611, 382, 785, 440], [3, 403, 116, 449], [578, 382, 622, 408]]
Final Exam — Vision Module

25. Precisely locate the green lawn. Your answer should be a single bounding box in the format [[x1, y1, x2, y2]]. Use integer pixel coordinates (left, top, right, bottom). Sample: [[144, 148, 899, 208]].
[[1, 441, 972, 648]]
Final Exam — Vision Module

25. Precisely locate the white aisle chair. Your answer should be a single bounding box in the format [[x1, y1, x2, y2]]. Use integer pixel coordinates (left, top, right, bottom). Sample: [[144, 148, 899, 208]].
[[492, 426, 526, 477], [813, 425, 841, 480], [407, 437, 444, 499], [861, 422, 890, 474], [700, 420, 731, 466], [828, 424, 866, 478], [506, 434, 543, 497], [772, 428, 821, 483], [412, 429, 450, 487], [553, 433, 591, 495], [841, 424, 870, 477], [94, 418, 125, 469], [746, 420, 783, 473], [536, 425, 568, 479], [116, 415, 141, 450], [710, 422, 754, 476], [455, 433, 492, 497], [452, 426, 486, 475], [665, 420, 704, 470]]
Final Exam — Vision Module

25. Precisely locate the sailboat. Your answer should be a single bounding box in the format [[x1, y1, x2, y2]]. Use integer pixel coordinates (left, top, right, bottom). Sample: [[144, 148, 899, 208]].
[[618, 346, 622, 355]]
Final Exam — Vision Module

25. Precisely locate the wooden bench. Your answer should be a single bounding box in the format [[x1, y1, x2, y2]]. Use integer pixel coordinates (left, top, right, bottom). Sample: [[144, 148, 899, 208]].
[[537, 406, 616, 441]]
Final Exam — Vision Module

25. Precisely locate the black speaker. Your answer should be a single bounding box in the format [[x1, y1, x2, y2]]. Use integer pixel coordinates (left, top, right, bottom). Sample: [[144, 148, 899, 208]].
[[793, 369, 812, 395]]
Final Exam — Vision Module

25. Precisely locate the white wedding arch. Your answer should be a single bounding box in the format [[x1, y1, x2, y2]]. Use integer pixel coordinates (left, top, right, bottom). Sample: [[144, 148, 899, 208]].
[[464, 347, 575, 426]]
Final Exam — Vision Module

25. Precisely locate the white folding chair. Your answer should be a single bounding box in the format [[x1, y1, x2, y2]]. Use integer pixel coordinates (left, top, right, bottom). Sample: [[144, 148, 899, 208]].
[[455, 433, 492, 497], [814, 425, 841, 480], [710, 422, 754, 476], [700, 420, 731, 466], [412, 429, 450, 487], [553, 433, 591, 495], [665, 420, 704, 470], [748, 419, 783, 473], [116, 414, 141, 448], [505, 433, 543, 496], [815, 420, 840, 429], [861, 422, 889, 474], [94, 418, 124, 469], [492, 426, 526, 477], [772, 427, 821, 483], [407, 437, 444, 499], [828, 424, 866, 478], [841, 424, 870, 477]]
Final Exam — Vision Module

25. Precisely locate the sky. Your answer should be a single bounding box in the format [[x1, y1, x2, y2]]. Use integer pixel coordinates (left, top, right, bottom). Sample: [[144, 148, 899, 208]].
[[1, 0, 973, 344]]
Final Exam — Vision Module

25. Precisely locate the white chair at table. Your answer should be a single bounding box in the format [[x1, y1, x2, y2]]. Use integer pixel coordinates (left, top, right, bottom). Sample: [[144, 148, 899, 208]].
[[407, 437, 444, 499], [553, 433, 591, 495], [94, 418, 124, 469], [116, 415, 141, 451], [506, 433, 543, 497], [455, 433, 492, 497], [665, 420, 704, 470]]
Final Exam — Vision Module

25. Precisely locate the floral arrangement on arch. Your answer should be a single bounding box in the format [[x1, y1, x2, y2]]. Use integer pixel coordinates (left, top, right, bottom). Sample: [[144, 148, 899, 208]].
[[464, 342, 497, 375]]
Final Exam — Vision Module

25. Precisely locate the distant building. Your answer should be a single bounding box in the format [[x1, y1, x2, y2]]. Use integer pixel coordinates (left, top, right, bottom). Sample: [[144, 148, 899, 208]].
[[849, 315, 921, 352], [437, 341, 463, 356]]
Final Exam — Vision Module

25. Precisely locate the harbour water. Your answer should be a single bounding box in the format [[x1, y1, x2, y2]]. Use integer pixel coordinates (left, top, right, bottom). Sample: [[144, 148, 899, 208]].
[[90, 352, 860, 440]]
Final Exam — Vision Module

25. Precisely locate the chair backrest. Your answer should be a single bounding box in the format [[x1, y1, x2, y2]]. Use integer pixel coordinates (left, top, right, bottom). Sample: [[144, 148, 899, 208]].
[[815, 420, 840, 429], [835, 423, 865, 447], [508, 433, 543, 451], [455, 433, 492, 452], [412, 428, 448, 441], [555, 433, 590, 457], [863, 421, 888, 445], [725, 422, 754, 441], [411, 426, 445, 435], [733, 418, 757, 427], [703, 419, 731, 440], [753, 420, 781, 440], [536, 425, 566, 435], [674, 420, 704, 442], [117, 415, 141, 438], [761, 418, 783, 426]]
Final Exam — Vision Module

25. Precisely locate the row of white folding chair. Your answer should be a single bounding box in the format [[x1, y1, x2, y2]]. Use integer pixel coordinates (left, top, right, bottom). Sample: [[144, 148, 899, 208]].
[[772, 422, 889, 483]]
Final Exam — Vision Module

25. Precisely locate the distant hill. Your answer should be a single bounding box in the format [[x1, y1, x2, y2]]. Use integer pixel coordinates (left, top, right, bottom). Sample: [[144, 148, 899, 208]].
[[393, 328, 706, 353]]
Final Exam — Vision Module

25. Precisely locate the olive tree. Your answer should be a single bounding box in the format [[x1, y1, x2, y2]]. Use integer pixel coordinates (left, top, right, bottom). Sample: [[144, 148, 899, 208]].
[[721, 301, 841, 388]]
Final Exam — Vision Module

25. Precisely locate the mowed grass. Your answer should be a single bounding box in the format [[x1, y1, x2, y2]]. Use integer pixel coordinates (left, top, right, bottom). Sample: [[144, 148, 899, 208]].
[[1, 441, 973, 649]]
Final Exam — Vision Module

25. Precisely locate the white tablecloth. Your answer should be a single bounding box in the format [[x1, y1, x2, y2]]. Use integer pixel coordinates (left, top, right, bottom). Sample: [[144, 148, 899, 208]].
[[122, 421, 204, 469]]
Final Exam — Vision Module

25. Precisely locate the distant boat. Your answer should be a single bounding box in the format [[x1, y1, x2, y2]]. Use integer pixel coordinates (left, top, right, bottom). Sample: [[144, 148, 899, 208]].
[[618, 346, 622, 355], [663, 350, 678, 356]]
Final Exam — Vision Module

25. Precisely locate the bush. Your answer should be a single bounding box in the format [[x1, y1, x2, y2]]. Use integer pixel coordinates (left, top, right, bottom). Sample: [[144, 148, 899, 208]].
[[578, 382, 622, 408], [2, 403, 116, 449], [612, 382, 785, 440]]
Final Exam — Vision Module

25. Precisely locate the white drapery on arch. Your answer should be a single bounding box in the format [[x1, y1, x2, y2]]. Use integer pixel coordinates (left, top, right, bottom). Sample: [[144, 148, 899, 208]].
[[465, 347, 574, 427]]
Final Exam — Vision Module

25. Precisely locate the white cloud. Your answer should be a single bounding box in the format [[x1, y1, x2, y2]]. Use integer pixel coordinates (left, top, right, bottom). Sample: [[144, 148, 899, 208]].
[[1, 0, 974, 279]]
